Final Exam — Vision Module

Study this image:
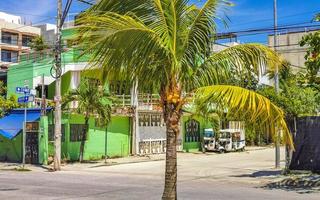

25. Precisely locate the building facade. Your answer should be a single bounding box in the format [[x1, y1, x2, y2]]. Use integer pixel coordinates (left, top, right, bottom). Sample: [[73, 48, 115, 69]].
[[268, 28, 320, 71]]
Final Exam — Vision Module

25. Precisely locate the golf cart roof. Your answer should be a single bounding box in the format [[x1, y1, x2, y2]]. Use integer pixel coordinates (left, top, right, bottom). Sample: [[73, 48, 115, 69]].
[[204, 128, 214, 131], [219, 129, 241, 133]]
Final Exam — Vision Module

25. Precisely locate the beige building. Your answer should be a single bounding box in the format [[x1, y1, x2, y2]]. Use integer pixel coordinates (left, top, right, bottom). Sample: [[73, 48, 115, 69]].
[[268, 28, 320, 72], [0, 12, 40, 71]]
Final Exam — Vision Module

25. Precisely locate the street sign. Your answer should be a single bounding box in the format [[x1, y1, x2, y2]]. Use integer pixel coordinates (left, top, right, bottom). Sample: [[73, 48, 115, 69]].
[[16, 87, 30, 94], [18, 95, 34, 103], [16, 87, 24, 94]]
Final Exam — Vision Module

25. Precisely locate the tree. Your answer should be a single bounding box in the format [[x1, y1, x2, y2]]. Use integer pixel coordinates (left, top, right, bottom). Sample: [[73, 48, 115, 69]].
[[30, 36, 48, 51], [299, 31, 320, 87], [62, 78, 112, 162], [76, 1, 292, 199], [0, 81, 19, 118]]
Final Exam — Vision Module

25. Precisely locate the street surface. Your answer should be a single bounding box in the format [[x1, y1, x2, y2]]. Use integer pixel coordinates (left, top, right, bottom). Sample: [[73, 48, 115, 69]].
[[0, 147, 319, 200]]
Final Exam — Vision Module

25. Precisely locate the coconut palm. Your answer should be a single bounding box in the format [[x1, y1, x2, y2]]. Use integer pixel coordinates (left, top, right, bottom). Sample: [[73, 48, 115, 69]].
[[76, 0, 293, 199], [62, 78, 112, 162]]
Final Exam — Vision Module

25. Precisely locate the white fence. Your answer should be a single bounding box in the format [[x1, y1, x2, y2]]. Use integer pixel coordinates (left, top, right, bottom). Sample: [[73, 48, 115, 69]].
[[139, 138, 166, 155]]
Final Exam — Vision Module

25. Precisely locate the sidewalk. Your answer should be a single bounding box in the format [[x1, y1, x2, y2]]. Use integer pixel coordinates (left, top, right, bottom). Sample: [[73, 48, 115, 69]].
[[0, 154, 166, 172], [0, 146, 280, 172]]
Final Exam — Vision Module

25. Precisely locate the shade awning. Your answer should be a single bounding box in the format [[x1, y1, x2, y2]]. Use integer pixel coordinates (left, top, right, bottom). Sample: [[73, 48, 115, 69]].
[[0, 109, 42, 140]]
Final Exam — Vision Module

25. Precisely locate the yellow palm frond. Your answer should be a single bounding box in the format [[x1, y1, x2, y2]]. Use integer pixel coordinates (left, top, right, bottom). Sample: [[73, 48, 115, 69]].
[[195, 85, 294, 149]]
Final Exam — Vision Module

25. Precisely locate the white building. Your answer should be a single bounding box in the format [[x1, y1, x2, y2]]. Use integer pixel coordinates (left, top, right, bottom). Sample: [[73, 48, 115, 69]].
[[0, 12, 40, 70], [268, 28, 320, 72]]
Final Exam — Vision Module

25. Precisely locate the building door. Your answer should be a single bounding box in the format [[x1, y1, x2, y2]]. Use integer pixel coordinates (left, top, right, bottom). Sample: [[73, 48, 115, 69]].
[[25, 122, 39, 164], [185, 119, 200, 142]]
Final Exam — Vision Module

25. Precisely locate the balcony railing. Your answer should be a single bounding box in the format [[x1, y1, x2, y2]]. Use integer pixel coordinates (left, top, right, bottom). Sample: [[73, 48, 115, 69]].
[[114, 94, 162, 111]]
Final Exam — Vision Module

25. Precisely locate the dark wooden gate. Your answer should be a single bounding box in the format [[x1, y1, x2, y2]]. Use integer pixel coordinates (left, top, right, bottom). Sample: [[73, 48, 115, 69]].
[[289, 117, 320, 172], [25, 122, 39, 164]]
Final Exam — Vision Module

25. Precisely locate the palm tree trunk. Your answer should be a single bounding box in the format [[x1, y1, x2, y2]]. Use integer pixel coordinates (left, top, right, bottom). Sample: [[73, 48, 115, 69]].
[[162, 105, 180, 200], [79, 117, 89, 162]]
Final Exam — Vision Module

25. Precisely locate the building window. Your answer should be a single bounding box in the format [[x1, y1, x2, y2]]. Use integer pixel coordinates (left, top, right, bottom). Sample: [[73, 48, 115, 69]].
[[1, 50, 18, 63], [1, 32, 18, 45], [48, 124, 65, 142], [22, 35, 33, 47], [70, 124, 88, 142], [139, 113, 164, 127], [185, 119, 200, 142]]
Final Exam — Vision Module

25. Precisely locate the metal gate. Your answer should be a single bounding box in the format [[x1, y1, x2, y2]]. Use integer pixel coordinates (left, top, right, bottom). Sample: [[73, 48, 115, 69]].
[[25, 122, 39, 164]]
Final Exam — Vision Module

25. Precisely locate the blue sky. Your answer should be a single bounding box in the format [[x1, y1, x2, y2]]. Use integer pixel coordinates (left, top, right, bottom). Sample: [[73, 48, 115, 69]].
[[0, 0, 319, 44]]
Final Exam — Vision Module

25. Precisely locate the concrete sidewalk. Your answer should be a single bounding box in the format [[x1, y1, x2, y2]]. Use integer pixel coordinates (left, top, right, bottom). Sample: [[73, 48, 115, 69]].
[[0, 146, 277, 172]]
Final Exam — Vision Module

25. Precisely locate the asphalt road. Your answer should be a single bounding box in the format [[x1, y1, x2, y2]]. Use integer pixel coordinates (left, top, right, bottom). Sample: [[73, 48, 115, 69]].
[[0, 147, 319, 200]]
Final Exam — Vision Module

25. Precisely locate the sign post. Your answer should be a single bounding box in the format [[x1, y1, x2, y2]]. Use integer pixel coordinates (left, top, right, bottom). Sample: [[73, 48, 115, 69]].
[[16, 85, 34, 167]]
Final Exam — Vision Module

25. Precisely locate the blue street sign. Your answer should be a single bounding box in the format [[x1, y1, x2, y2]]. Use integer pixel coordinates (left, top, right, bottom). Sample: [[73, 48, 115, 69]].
[[23, 88, 30, 94], [16, 87, 23, 94], [16, 87, 30, 94], [18, 95, 34, 103]]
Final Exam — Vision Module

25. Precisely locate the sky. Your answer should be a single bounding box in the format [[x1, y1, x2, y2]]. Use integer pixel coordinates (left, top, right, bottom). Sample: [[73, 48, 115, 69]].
[[0, 0, 319, 44]]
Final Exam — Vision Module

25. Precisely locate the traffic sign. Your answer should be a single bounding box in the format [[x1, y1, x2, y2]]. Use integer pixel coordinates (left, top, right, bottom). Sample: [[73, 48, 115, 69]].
[[18, 95, 34, 103]]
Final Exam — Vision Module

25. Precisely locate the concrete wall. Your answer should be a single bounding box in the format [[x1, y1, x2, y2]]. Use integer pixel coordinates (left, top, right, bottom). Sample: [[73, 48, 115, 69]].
[[48, 114, 131, 161], [268, 30, 319, 72]]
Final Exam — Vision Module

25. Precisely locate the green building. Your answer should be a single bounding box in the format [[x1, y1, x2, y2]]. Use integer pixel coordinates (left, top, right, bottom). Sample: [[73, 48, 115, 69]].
[[1, 29, 132, 164], [1, 27, 215, 164]]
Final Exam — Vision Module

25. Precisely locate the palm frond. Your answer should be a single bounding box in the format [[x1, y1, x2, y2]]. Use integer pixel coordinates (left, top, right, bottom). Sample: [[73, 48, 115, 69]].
[[76, 12, 170, 87], [189, 44, 283, 88], [194, 85, 294, 149]]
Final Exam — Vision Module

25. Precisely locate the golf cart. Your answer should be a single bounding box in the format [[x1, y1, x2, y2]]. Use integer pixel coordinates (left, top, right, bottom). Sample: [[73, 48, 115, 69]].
[[202, 128, 216, 152], [216, 129, 245, 153]]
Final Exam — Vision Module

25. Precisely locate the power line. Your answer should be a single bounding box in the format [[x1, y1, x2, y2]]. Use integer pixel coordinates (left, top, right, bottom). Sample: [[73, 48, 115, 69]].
[[230, 10, 320, 28], [77, 0, 94, 5]]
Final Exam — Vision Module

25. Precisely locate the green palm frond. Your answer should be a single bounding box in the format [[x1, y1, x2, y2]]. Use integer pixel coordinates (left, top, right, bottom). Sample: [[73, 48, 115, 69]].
[[195, 85, 294, 149], [62, 78, 112, 126]]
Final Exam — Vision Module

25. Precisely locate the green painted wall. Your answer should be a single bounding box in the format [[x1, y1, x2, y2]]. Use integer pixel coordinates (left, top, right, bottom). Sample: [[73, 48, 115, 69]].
[[181, 115, 212, 151], [39, 116, 49, 165], [48, 113, 131, 161], [0, 116, 48, 164], [0, 133, 22, 162], [47, 71, 72, 99]]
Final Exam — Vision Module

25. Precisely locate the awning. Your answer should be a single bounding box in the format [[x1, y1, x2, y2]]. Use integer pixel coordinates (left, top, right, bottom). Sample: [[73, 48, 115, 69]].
[[0, 108, 43, 140]]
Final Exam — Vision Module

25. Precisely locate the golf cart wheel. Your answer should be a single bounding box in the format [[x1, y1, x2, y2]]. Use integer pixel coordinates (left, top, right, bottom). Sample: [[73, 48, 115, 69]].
[[219, 149, 225, 154]]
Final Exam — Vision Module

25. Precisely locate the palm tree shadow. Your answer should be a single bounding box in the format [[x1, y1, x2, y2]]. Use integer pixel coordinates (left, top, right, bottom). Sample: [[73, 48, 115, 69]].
[[231, 170, 320, 194], [231, 170, 282, 178], [261, 174, 320, 194]]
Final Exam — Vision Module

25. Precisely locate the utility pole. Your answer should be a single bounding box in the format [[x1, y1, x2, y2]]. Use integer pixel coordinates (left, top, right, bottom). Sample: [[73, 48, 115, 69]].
[[41, 74, 46, 116], [53, 0, 62, 171], [273, 0, 281, 169], [130, 80, 139, 155]]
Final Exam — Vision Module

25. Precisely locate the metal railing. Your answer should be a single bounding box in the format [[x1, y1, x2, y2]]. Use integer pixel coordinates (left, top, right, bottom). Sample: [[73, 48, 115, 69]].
[[139, 138, 166, 155], [114, 94, 162, 111]]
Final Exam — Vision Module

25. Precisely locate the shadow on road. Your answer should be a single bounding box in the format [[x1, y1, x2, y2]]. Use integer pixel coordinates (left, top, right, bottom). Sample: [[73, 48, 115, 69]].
[[231, 170, 282, 178], [261, 175, 320, 194], [230, 170, 320, 194]]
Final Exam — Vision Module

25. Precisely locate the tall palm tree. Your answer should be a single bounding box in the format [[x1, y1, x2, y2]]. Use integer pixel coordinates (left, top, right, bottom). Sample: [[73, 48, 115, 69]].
[[62, 78, 112, 162], [76, 0, 293, 199]]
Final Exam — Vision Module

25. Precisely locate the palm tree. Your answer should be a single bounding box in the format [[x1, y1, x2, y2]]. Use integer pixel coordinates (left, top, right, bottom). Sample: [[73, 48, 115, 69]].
[[62, 78, 112, 162], [76, 1, 293, 199]]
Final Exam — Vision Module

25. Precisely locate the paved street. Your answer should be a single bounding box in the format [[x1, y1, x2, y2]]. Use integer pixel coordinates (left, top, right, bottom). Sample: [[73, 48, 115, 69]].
[[0, 147, 319, 200]]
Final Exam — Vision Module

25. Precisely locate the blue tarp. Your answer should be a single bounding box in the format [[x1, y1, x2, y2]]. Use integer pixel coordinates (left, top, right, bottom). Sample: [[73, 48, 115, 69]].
[[0, 108, 43, 140]]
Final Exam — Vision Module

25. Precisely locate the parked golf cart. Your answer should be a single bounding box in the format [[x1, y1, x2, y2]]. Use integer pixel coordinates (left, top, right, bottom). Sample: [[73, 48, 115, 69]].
[[217, 129, 245, 153], [202, 128, 216, 152]]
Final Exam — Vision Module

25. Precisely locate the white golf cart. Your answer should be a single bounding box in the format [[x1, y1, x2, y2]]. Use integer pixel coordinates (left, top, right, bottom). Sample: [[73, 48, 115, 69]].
[[216, 129, 245, 153], [202, 128, 216, 152]]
